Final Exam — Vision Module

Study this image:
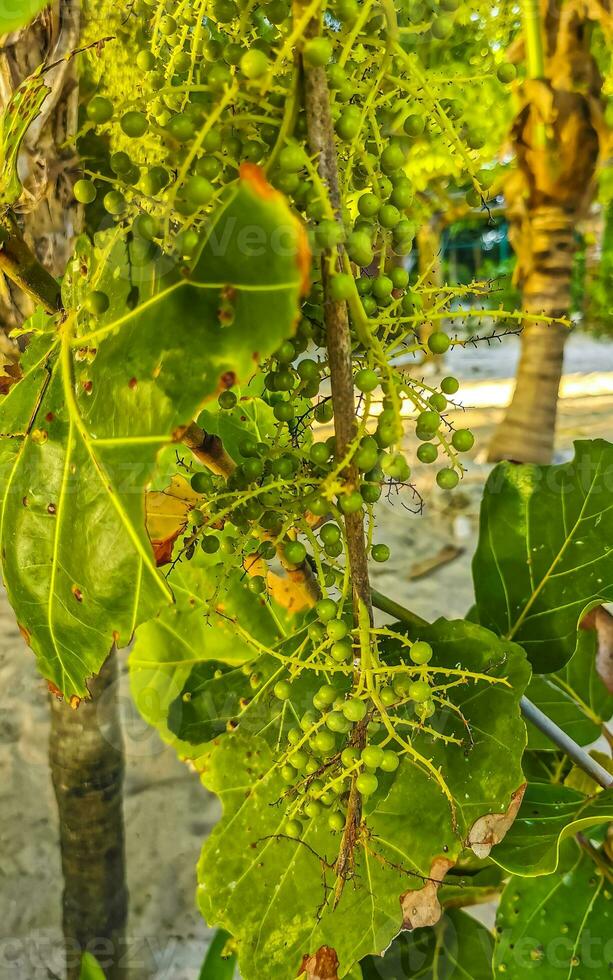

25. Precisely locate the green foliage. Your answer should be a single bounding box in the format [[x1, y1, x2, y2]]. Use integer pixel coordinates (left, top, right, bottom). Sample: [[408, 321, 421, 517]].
[[0, 175, 306, 699], [2, 1, 612, 978], [79, 953, 106, 980], [361, 908, 494, 978], [491, 784, 613, 876], [494, 841, 613, 979], [0, 0, 50, 35], [473, 440, 613, 673], [525, 628, 613, 751], [193, 619, 528, 978], [198, 929, 237, 980]]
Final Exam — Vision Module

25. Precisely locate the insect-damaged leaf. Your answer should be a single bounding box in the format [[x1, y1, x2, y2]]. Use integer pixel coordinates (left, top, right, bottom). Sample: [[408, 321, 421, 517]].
[[0, 167, 309, 699], [473, 439, 613, 673], [490, 783, 613, 877], [195, 618, 529, 979]]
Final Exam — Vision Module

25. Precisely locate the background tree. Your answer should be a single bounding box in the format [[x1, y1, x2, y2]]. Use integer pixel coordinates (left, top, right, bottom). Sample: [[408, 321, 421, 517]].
[[488, 0, 611, 464]]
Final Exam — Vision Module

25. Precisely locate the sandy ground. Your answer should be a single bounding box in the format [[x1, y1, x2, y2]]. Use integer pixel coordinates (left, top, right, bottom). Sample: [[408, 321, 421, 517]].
[[0, 332, 611, 979]]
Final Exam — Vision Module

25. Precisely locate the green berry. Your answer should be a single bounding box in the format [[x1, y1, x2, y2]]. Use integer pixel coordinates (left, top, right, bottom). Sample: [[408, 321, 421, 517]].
[[380, 750, 400, 772], [342, 698, 367, 722], [121, 110, 148, 138], [86, 96, 113, 123], [452, 429, 475, 453], [303, 37, 333, 67], [316, 598, 337, 623], [285, 819, 302, 838], [240, 48, 270, 81], [327, 619, 348, 641], [497, 62, 517, 84], [436, 468, 460, 490], [428, 332, 451, 354], [314, 729, 336, 754], [355, 368, 378, 393], [417, 443, 438, 464], [74, 179, 96, 204], [356, 772, 378, 796], [410, 641, 433, 665], [328, 811, 345, 831], [103, 191, 126, 215], [371, 543, 390, 563], [339, 491, 363, 515], [274, 680, 292, 701], [409, 680, 431, 703], [83, 290, 109, 315], [361, 745, 385, 769], [341, 746, 359, 769], [284, 541, 307, 565], [184, 175, 214, 206]]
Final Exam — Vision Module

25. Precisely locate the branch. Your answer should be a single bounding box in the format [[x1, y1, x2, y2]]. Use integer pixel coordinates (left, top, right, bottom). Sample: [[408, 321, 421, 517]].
[[0, 212, 62, 314], [298, 8, 372, 623]]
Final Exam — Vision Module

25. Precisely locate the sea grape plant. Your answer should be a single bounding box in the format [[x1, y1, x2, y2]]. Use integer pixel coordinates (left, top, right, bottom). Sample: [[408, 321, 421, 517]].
[[0, 0, 611, 977]]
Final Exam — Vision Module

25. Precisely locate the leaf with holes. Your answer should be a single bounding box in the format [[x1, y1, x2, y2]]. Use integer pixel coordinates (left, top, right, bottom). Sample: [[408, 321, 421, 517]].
[[195, 618, 529, 980], [0, 167, 309, 699], [473, 439, 613, 673], [494, 840, 612, 979], [360, 908, 494, 979], [491, 783, 613, 877]]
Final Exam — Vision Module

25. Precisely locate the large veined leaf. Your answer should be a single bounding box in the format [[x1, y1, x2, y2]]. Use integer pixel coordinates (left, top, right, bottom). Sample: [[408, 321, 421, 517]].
[[129, 549, 291, 758], [473, 440, 613, 673], [360, 908, 494, 979], [491, 783, 613, 876], [196, 618, 529, 980], [0, 168, 309, 699], [525, 628, 613, 751], [494, 841, 612, 979], [0, 0, 50, 39]]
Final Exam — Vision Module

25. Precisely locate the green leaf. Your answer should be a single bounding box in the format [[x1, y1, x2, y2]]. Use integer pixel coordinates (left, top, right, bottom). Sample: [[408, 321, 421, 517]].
[[360, 908, 494, 979], [196, 618, 529, 979], [525, 628, 613, 751], [79, 953, 106, 980], [490, 783, 613, 876], [0, 170, 308, 699], [130, 549, 288, 758], [494, 841, 613, 978], [473, 440, 613, 673], [0, 66, 47, 208], [199, 929, 237, 980], [0, 0, 50, 35]]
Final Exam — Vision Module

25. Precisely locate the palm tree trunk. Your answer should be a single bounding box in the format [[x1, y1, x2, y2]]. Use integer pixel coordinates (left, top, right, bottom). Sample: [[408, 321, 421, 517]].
[[487, 206, 573, 463], [49, 650, 128, 980], [2, 5, 130, 975]]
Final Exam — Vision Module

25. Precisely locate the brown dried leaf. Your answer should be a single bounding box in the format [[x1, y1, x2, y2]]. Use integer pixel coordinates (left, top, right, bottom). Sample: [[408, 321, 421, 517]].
[[466, 784, 526, 859], [299, 945, 339, 980], [146, 475, 200, 566], [400, 857, 454, 930]]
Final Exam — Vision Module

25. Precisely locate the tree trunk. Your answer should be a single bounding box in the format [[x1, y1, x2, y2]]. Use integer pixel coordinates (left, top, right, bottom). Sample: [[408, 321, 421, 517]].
[[487, 0, 606, 464], [2, 8, 129, 974], [488, 206, 573, 463], [0, 0, 81, 328], [49, 650, 128, 980]]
